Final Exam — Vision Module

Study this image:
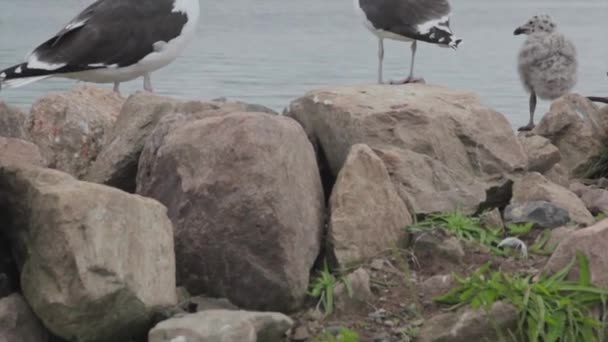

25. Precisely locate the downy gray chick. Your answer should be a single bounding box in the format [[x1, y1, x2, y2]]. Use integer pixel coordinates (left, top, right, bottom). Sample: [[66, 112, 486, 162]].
[[514, 14, 577, 131]]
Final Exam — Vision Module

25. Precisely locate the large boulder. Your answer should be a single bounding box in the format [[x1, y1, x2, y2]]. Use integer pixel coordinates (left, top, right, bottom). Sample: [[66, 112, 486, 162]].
[[517, 133, 561, 173], [0, 293, 49, 342], [148, 310, 293, 342], [504, 201, 570, 229], [328, 144, 411, 267], [286, 84, 527, 215], [511, 173, 594, 227], [533, 94, 608, 176], [545, 219, 608, 288], [26, 85, 124, 178], [137, 112, 324, 312], [0, 102, 28, 139], [0, 137, 47, 167], [86, 92, 276, 192], [0, 165, 176, 342]]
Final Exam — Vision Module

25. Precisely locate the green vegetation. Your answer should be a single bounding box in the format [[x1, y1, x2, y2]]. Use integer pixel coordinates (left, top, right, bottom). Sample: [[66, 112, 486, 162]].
[[581, 147, 608, 179], [308, 260, 352, 317], [312, 328, 360, 342], [434, 252, 608, 342], [409, 211, 533, 256]]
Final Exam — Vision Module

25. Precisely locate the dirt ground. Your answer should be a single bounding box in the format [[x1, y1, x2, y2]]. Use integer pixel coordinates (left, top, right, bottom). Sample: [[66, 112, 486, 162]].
[[287, 230, 551, 342]]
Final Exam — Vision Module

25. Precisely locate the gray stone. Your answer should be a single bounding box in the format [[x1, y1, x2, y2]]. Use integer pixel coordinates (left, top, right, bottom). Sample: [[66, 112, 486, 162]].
[[580, 188, 608, 216], [334, 268, 374, 313], [504, 201, 570, 229], [148, 310, 293, 342], [511, 173, 594, 226], [479, 208, 504, 229], [412, 230, 465, 273]]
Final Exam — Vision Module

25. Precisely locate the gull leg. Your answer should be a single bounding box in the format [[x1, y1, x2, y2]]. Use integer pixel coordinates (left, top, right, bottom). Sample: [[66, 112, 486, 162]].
[[143, 73, 153, 92], [377, 39, 384, 84], [518, 91, 537, 131], [588, 96, 608, 104], [113, 82, 120, 94], [390, 40, 425, 84]]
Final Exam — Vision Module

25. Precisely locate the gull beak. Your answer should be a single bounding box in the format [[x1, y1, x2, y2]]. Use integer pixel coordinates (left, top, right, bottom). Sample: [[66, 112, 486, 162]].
[[513, 27, 526, 35]]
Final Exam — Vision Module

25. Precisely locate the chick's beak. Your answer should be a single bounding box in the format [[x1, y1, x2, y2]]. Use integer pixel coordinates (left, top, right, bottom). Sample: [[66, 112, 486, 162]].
[[513, 27, 526, 35]]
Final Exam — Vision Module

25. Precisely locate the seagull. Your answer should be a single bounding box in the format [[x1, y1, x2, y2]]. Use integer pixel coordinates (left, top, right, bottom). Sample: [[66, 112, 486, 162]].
[[0, 0, 200, 94], [354, 0, 462, 84], [515, 14, 577, 131]]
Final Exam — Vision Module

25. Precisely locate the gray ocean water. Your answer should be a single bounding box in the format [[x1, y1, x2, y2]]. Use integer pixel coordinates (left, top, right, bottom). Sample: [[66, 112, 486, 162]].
[[0, 0, 606, 128]]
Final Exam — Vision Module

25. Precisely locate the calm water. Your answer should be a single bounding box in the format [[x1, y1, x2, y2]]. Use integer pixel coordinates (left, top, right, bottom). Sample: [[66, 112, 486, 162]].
[[0, 0, 606, 128]]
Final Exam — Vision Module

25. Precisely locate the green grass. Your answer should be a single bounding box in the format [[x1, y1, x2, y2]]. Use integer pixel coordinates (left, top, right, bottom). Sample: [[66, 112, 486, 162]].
[[308, 260, 352, 317], [312, 328, 360, 342], [434, 252, 608, 342], [580, 147, 608, 179], [409, 211, 531, 256]]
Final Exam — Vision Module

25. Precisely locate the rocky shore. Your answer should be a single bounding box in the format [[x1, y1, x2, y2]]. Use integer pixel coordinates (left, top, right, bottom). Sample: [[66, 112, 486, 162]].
[[0, 84, 607, 341]]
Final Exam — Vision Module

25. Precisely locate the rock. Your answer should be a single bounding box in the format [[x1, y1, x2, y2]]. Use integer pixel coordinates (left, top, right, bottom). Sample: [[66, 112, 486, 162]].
[[26, 85, 124, 178], [0, 102, 28, 139], [419, 301, 518, 342], [334, 268, 373, 313], [546, 226, 576, 251], [184, 296, 239, 313], [148, 310, 293, 342], [544, 163, 570, 188], [533, 94, 608, 176], [479, 208, 504, 229], [545, 219, 608, 287], [504, 201, 570, 229], [137, 112, 324, 312], [411, 230, 465, 273], [328, 144, 411, 267], [518, 133, 561, 173], [420, 274, 457, 307], [580, 188, 608, 216], [0, 137, 47, 167], [569, 181, 589, 197], [86, 92, 276, 192], [0, 293, 49, 342], [511, 173, 594, 226], [0, 165, 176, 341], [286, 84, 527, 215]]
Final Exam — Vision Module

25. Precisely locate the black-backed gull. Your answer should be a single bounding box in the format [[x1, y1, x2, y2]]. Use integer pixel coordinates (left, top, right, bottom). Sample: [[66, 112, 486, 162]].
[[515, 14, 577, 131], [0, 0, 200, 93], [354, 0, 462, 84]]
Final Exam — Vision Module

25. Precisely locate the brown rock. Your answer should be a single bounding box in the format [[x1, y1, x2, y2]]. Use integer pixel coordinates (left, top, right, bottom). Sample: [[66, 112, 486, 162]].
[[137, 112, 324, 312], [479, 208, 504, 229], [26, 85, 124, 178], [420, 274, 457, 307], [0, 102, 28, 139], [286, 84, 527, 215], [0, 137, 46, 167], [545, 219, 608, 287], [0, 294, 49, 342], [580, 188, 608, 216], [512, 173, 594, 226], [419, 301, 518, 342], [544, 163, 570, 188], [334, 268, 374, 313], [518, 133, 561, 173], [86, 92, 276, 192], [0, 165, 176, 342], [534, 94, 608, 176], [328, 144, 411, 267], [411, 230, 465, 274]]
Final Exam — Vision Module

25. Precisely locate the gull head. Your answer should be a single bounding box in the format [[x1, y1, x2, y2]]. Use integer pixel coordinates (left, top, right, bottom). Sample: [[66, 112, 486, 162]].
[[514, 14, 556, 36]]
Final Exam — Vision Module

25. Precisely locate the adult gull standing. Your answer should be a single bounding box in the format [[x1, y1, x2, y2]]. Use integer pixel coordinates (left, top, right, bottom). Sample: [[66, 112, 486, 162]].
[[515, 14, 577, 131], [0, 0, 200, 93], [354, 0, 462, 84]]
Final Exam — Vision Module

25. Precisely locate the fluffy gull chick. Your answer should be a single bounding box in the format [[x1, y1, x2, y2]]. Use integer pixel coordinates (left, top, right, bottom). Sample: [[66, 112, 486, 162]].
[[514, 14, 577, 131]]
